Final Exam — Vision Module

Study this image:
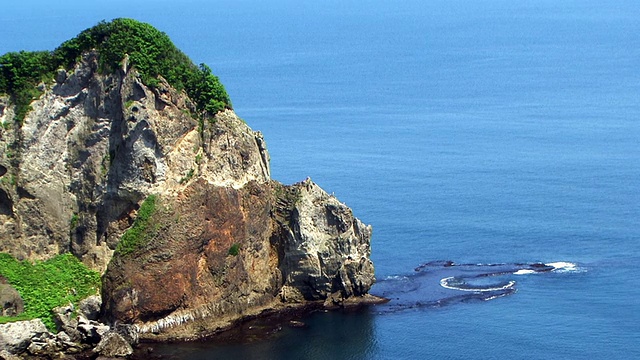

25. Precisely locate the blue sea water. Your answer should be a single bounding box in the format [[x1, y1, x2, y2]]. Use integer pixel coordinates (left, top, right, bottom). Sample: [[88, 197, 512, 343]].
[[2, 0, 639, 358]]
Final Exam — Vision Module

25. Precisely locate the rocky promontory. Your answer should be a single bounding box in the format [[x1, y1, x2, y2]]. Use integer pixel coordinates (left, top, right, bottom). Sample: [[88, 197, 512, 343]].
[[0, 19, 378, 357]]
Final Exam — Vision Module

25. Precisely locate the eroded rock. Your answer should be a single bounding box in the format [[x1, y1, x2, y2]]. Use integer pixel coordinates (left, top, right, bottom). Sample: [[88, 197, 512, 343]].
[[93, 331, 133, 358], [77, 316, 110, 344], [0, 280, 23, 317], [100, 177, 375, 339], [53, 304, 82, 342], [275, 179, 375, 300], [78, 294, 102, 320], [0, 319, 48, 354], [0, 349, 21, 360]]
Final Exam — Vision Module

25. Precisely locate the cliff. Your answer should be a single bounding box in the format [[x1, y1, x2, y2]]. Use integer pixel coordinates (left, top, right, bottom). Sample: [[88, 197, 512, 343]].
[[0, 19, 375, 340]]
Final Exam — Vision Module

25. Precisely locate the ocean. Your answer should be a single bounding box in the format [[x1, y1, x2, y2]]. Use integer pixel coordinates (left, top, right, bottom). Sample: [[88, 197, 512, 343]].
[[1, 0, 639, 358]]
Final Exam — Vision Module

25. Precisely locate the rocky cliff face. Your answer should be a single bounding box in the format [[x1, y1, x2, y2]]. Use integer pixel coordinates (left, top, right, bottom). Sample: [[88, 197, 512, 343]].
[[0, 52, 375, 338], [0, 52, 270, 271], [273, 179, 374, 302]]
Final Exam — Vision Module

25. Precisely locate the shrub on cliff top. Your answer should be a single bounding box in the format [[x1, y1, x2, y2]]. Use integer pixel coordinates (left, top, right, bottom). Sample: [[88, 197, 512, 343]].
[[0, 51, 55, 123], [0, 253, 101, 330], [0, 18, 231, 123]]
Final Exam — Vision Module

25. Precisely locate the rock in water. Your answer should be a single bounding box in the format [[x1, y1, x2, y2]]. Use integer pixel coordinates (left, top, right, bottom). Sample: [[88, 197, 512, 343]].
[[275, 179, 375, 301], [93, 332, 133, 358], [100, 178, 375, 339]]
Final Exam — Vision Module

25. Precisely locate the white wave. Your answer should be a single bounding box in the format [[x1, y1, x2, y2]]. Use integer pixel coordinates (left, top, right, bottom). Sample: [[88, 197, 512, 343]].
[[546, 261, 579, 273], [440, 277, 516, 292], [384, 275, 409, 281], [514, 269, 536, 275], [483, 291, 515, 301]]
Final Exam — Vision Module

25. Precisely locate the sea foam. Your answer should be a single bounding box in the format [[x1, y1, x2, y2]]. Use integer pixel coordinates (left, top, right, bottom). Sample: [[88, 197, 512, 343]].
[[514, 269, 536, 275], [546, 262, 579, 273], [439, 277, 516, 292]]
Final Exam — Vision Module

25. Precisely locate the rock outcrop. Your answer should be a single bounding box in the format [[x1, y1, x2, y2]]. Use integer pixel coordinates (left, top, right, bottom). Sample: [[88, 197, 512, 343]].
[[273, 179, 374, 303], [0, 319, 48, 355], [93, 331, 133, 358], [0, 277, 23, 317], [0, 27, 376, 342], [99, 177, 375, 340], [0, 312, 130, 358]]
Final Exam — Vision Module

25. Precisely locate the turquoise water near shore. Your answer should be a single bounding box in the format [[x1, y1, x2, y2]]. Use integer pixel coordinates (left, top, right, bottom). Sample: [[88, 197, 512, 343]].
[[2, 0, 639, 358]]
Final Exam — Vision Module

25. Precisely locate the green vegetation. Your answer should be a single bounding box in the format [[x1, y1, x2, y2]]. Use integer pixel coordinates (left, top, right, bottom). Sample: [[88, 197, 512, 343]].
[[0, 253, 101, 330], [69, 213, 80, 229], [0, 18, 231, 124], [0, 51, 53, 124], [228, 243, 240, 256], [99, 152, 115, 176], [0, 313, 31, 324], [0, 174, 16, 186], [179, 168, 195, 184], [115, 195, 158, 256]]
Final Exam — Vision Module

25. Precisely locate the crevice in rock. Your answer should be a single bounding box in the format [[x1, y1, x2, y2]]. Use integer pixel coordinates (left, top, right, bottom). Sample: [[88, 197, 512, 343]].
[[16, 186, 36, 200], [0, 189, 14, 216], [154, 96, 167, 111], [131, 81, 146, 102], [52, 106, 71, 120]]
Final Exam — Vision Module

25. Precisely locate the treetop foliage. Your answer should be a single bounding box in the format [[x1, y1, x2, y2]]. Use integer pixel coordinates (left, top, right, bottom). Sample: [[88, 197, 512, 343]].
[[0, 18, 231, 123]]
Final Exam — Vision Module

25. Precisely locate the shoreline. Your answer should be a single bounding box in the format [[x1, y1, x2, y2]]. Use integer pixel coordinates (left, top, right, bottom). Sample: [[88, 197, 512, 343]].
[[0, 295, 387, 359], [131, 294, 388, 358]]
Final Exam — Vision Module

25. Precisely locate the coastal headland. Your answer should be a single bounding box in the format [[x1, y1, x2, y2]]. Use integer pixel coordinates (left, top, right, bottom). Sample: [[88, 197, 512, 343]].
[[0, 19, 382, 358]]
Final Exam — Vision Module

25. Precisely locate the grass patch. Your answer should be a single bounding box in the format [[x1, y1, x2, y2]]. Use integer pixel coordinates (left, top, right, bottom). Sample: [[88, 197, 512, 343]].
[[0, 253, 101, 330], [115, 194, 158, 256], [69, 213, 79, 230], [0, 313, 32, 325], [228, 243, 240, 256]]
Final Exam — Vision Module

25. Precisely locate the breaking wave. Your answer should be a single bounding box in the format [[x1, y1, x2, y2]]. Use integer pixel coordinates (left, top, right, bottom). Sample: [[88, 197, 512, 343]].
[[439, 277, 516, 292], [547, 261, 580, 273]]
